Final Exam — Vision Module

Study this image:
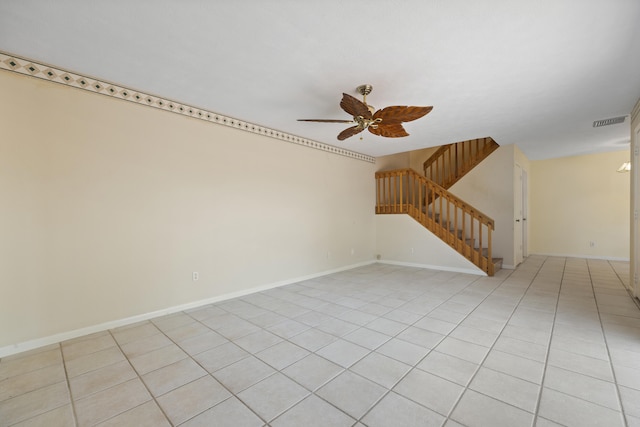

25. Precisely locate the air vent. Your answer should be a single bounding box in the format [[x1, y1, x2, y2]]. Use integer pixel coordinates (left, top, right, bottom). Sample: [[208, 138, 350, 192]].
[[593, 116, 626, 127]]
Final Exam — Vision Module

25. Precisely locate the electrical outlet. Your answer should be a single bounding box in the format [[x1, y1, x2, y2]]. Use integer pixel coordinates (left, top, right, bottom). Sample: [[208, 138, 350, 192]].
[[589, 241, 595, 247], [192, 272, 199, 281]]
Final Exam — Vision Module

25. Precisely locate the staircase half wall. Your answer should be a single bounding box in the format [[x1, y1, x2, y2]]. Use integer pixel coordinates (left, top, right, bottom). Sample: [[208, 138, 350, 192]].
[[376, 214, 486, 275]]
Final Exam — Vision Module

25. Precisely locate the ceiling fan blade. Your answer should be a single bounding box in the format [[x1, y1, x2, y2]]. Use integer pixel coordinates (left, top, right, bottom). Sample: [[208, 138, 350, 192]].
[[297, 119, 355, 123], [337, 125, 365, 141], [373, 105, 433, 123], [369, 123, 409, 138], [340, 93, 373, 119]]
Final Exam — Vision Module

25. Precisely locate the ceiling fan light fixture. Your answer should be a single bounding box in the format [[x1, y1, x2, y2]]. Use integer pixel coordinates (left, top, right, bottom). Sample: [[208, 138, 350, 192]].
[[617, 161, 631, 172]]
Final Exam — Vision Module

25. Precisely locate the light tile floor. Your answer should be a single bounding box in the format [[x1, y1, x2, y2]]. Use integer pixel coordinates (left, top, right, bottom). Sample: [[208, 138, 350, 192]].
[[1, 256, 639, 426]]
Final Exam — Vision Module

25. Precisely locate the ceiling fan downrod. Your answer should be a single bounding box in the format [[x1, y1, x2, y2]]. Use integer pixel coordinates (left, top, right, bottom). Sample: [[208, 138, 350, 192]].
[[356, 84, 375, 114]]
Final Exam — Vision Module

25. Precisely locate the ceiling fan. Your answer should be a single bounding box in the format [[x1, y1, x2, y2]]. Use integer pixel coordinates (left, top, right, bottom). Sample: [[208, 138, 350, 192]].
[[298, 85, 433, 141]]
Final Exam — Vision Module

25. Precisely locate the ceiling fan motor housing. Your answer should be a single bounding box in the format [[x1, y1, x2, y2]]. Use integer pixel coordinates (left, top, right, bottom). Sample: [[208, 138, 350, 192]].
[[356, 84, 373, 96]]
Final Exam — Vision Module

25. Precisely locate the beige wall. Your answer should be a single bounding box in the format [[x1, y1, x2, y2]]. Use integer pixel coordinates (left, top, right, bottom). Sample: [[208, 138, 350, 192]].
[[409, 146, 439, 172], [629, 98, 640, 296], [375, 215, 482, 274], [375, 146, 439, 173], [375, 151, 410, 171], [449, 145, 520, 268], [0, 71, 377, 351], [530, 150, 630, 259]]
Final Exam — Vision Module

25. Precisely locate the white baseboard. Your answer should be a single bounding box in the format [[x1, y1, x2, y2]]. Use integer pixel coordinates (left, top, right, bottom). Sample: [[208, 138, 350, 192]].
[[377, 259, 486, 276], [531, 253, 630, 262], [0, 260, 375, 358]]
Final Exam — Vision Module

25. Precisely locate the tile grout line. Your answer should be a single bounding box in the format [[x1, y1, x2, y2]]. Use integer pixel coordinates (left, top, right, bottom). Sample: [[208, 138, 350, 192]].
[[351, 271, 512, 424], [608, 259, 640, 311], [202, 270, 448, 423], [353, 263, 553, 424], [105, 329, 176, 426], [4, 259, 637, 426], [232, 268, 488, 425], [441, 258, 551, 426], [171, 293, 383, 425], [530, 257, 566, 427], [60, 342, 80, 427], [587, 259, 629, 427], [176, 292, 356, 425], [153, 311, 273, 426], [0, 344, 79, 426]]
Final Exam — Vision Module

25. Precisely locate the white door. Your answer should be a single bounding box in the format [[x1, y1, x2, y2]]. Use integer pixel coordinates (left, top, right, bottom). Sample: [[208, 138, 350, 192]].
[[635, 127, 640, 298], [522, 169, 529, 258], [515, 164, 524, 265]]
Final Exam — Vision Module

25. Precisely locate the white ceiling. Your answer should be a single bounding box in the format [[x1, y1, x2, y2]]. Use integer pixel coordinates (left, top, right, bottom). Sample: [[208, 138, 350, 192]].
[[1, 0, 639, 159]]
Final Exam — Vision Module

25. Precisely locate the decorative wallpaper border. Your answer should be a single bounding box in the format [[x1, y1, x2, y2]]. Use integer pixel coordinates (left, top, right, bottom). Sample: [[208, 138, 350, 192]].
[[0, 51, 375, 163]]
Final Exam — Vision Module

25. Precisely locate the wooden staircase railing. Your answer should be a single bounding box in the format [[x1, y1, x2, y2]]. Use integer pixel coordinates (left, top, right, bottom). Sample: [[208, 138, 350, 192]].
[[423, 137, 499, 190], [376, 168, 496, 276]]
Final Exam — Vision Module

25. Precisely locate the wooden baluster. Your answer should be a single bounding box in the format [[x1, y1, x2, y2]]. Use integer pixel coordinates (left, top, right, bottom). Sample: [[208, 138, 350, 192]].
[[471, 139, 478, 164], [390, 173, 394, 213], [470, 216, 476, 263], [418, 176, 423, 223], [380, 175, 384, 213], [386, 175, 390, 213], [392, 173, 396, 213], [454, 203, 459, 251], [461, 210, 467, 257], [451, 145, 455, 184], [399, 171, 404, 213], [394, 173, 398, 213], [487, 226, 493, 275], [375, 176, 379, 213], [448, 146, 453, 187], [443, 147, 448, 187], [478, 219, 484, 266], [445, 197, 451, 244], [411, 173, 414, 215], [378, 175, 381, 212], [378, 175, 382, 213], [438, 190, 443, 237], [455, 143, 459, 178], [384, 175, 388, 213], [427, 181, 434, 227], [411, 173, 422, 220], [466, 140, 470, 172]]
